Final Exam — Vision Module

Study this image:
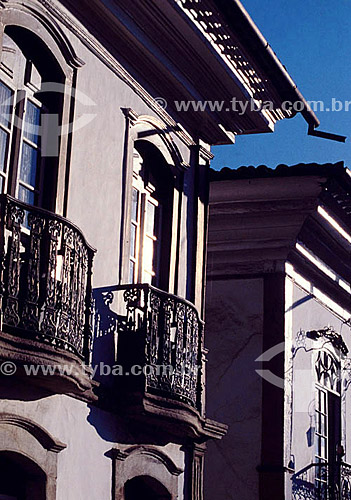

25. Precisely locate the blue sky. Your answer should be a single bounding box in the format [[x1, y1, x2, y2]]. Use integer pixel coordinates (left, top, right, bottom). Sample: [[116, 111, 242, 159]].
[[211, 0, 351, 170]]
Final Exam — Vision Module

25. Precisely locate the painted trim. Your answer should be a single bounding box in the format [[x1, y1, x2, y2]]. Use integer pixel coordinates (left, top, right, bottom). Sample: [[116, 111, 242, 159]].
[[0, 411, 66, 500]]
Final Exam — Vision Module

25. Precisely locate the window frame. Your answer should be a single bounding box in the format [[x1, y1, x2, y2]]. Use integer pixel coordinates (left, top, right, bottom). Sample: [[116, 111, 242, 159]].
[[314, 350, 342, 492], [0, 77, 16, 196], [15, 92, 46, 207], [0, 19, 81, 216], [0, 42, 49, 207], [121, 123, 182, 292], [129, 152, 162, 286]]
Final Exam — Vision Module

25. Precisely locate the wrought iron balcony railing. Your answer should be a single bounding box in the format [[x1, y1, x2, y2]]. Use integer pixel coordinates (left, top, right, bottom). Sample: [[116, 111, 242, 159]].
[[292, 462, 351, 500], [94, 284, 204, 411], [0, 195, 95, 362]]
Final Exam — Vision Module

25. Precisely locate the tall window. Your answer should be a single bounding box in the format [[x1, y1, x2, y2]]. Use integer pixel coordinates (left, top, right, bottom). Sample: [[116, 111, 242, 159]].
[[128, 144, 172, 289], [0, 28, 63, 210], [315, 351, 341, 495], [129, 149, 160, 284]]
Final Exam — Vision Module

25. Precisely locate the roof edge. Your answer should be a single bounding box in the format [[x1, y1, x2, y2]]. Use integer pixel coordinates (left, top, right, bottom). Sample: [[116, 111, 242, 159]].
[[210, 162, 346, 182]]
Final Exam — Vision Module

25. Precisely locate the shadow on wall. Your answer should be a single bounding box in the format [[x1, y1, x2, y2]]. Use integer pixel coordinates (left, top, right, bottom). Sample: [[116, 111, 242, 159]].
[[89, 287, 173, 446], [92, 287, 121, 378]]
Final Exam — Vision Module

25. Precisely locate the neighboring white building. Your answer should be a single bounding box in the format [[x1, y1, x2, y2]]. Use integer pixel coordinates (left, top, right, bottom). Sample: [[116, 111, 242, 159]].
[[206, 162, 351, 500]]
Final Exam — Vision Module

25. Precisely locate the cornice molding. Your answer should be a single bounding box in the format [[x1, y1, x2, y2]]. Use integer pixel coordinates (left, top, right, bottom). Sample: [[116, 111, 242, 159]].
[[199, 146, 214, 162], [203, 418, 228, 440], [173, 0, 291, 125]]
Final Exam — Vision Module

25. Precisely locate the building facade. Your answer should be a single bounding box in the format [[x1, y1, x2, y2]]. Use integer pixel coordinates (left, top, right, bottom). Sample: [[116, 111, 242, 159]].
[[0, 0, 323, 499], [205, 163, 351, 500]]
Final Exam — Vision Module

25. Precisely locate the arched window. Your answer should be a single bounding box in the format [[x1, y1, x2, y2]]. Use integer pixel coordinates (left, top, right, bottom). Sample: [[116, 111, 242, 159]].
[[0, 26, 64, 210], [124, 475, 171, 500], [315, 350, 341, 493], [129, 141, 173, 289], [0, 451, 46, 500], [0, 412, 66, 500]]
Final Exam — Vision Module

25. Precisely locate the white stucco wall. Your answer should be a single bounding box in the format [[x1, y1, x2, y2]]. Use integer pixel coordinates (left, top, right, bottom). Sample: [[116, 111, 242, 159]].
[[0, 392, 185, 500]]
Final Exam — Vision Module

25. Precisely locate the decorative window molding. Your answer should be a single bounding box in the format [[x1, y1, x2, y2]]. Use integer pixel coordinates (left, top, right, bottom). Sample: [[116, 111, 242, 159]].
[[120, 111, 186, 293], [0, 413, 66, 452], [121, 109, 190, 170], [109, 445, 183, 500], [0, 1, 84, 216], [112, 445, 184, 476], [0, 412, 66, 500], [0, 1, 84, 73]]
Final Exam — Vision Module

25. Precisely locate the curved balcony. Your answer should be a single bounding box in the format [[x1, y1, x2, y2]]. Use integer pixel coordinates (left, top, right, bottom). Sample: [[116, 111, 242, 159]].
[[94, 284, 215, 439], [0, 195, 95, 397], [292, 462, 351, 500]]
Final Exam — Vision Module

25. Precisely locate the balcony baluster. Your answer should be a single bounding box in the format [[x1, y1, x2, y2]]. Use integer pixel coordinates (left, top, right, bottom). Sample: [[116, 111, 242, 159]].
[[0, 194, 95, 363], [94, 284, 204, 411]]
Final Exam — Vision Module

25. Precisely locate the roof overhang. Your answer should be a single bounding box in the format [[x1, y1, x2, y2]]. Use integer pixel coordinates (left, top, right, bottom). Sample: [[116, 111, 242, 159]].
[[58, 0, 321, 144], [208, 162, 351, 309]]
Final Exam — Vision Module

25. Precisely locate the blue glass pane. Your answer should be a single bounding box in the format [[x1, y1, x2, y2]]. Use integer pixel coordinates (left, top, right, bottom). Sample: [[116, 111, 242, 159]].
[[0, 127, 8, 172], [131, 188, 138, 221], [0, 81, 13, 128], [23, 101, 40, 144], [20, 142, 38, 187], [18, 185, 34, 205], [0, 175, 4, 193]]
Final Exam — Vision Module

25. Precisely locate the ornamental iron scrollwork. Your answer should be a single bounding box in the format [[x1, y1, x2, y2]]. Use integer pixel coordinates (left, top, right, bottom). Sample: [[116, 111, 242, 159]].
[[292, 462, 351, 500], [339, 463, 351, 500], [21, 213, 45, 331], [315, 351, 340, 394], [104, 284, 204, 410], [306, 328, 348, 356], [0, 195, 95, 362], [3, 202, 25, 326], [147, 291, 161, 387]]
